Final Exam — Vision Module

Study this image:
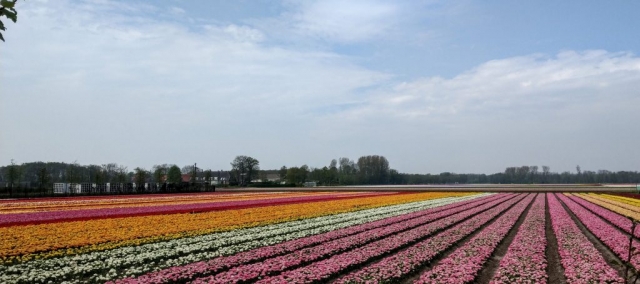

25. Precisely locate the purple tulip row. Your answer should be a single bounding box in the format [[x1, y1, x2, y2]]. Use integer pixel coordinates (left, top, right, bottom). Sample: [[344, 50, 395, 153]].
[[415, 194, 538, 284], [247, 194, 526, 284], [333, 194, 532, 284], [489, 194, 547, 284], [548, 193, 624, 283], [559, 194, 640, 270], [114, 194, 507, 284], [569, 194, 640, 237], [0, 193, 372, 226]]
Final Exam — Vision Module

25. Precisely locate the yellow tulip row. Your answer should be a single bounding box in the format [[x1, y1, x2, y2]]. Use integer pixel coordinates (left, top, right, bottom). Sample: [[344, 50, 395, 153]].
[[597, 194, 640, 209], [573, 193, 640, 220], [0, 192, 474, 263]]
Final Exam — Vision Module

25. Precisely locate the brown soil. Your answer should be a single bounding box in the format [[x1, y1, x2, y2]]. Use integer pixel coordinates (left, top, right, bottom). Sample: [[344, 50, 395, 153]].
[[545, 193, 567, 284], [474, 193, 536, 284], [555, 193, 635, 282]]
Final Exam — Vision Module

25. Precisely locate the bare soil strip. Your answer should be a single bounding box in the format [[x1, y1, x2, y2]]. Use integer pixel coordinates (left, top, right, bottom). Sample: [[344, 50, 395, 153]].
[[545, 194, 567, 284], [474, 193, 536, 284], [396, 194, 531, 284], [555, 193, 633, 282]]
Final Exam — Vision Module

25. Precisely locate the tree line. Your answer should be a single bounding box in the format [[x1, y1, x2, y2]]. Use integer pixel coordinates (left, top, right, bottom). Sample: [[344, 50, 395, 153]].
[[1, 158, 640, 192]]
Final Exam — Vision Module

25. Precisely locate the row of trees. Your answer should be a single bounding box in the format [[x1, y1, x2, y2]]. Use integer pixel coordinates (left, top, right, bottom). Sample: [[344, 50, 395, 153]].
[[2, 159, 640, 191], [0, 161, 216, 191], [278, 155, 397, 186]]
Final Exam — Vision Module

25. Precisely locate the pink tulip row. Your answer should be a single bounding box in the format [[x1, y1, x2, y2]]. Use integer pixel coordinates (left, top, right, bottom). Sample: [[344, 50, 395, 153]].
[[0, 193, 387, 227], [115, 194, 507, 284], [415, 194, 537, 284], [489, 194, 546, 284], [559, 194, 640, 270], [248, 194, 525, 284], [570, 194, 640, 237], [548, 193, 624, 283], [192, 194, 515, 284], [333, 194, 531, 284]]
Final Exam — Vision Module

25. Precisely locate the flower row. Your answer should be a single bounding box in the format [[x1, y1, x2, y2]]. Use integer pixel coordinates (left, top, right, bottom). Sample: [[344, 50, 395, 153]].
[[116, 194, 500, 284], [191, 194, 511, 284], [0, 192, 392, 227], [569, 194, 639, 237], [0, 192, 462, 263], [0, 194, 484, 283], [248, 194, 523, 284], [576, 194, 640, 221], [490, 194, 546, 284], [0, 192, 300, 213], [547, 193, 623, 283], [415, 194, 536, 284], [558, 194, 640, 270], [592, 194, 640, 213], [334, 194, 530, 284]]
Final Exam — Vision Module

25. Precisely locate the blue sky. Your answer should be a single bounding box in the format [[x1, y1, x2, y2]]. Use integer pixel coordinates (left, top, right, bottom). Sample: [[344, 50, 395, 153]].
[[1, 0, 639, 174]]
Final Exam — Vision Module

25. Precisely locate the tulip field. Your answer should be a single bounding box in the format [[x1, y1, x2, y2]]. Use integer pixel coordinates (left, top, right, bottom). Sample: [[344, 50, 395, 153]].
[[1, 191, 640, 283]]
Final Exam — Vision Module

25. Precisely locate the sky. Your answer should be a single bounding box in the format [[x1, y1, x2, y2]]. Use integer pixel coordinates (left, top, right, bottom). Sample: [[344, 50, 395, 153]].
[[1, 0, 639, 174]]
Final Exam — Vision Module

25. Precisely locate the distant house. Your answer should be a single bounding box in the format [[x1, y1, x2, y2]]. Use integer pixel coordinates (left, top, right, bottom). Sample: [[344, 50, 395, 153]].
[[252, 173, 281, 183]]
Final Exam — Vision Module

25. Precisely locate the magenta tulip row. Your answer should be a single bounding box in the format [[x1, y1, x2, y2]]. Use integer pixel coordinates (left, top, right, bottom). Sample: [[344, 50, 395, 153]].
[[333, 194, 531, 284], [248, 195, 525, 284], [559, 194, 640, 270], [415, 194, 537, 284], [569, 194, 640, 237], [489, 194, 546, 284], [114, 194, 508, 284], [548, 193, 624, 283]]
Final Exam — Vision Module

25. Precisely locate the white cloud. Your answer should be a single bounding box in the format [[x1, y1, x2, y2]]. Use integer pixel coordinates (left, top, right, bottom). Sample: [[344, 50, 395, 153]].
[[286, 0, 399, 43], [1, 0, 638, 174], [337, 50, 640, 122]]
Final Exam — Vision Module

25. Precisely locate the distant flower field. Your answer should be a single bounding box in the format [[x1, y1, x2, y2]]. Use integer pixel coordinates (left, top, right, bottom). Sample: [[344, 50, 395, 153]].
[[0, 190, 639, 283]]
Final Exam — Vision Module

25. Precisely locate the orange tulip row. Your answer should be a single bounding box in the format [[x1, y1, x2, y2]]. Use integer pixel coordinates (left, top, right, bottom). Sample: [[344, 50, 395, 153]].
[[0, 191, 473, 264]]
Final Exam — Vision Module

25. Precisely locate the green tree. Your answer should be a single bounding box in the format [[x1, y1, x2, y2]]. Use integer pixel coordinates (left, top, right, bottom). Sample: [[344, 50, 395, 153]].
[[5, 159, 22, 195], [115, 165, 128, 184], [279, 166, 287, 182], [153, 164, 168, 184], [37, 167, 51, 190], [230, 156, 260, 186], [167, 165, 182, 184], [0, 0, 18, 42], [356, 155, 390, 184], [134, 167, 149, 190], [66, 162, 81, 184]]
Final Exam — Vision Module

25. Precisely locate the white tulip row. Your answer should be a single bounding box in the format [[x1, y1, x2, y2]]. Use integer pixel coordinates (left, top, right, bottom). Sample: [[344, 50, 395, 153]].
[[0, 194, 488, 284]]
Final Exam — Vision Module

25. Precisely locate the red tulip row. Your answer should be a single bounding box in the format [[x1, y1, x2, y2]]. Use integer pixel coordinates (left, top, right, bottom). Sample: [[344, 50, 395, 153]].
[[248, 194, 526, 284], [548, 193, 624, 283], [333, 194, 531, 284], [490, 194, 547, 284], [0, 192, 394, 227], [115, 194, 506, 284]]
